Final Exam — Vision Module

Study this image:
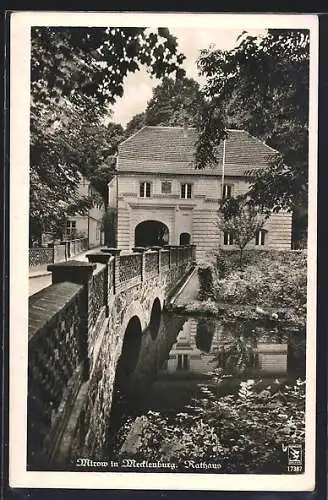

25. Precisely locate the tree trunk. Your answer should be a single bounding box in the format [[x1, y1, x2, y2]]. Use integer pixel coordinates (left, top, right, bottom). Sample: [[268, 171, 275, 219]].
[[239, 247, 243, 270]]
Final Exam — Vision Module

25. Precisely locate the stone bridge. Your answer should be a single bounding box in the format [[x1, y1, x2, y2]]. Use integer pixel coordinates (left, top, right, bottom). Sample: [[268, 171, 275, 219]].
[[27, 245, 196, 469]]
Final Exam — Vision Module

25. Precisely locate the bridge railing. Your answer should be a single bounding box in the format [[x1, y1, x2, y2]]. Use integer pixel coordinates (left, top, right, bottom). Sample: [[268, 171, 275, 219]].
[[160, 249, 170, 268], [27, 244, 196, 466], [28, 281, 86, 466], [145, 250, 159, 278], [119, 253, 143, 286]]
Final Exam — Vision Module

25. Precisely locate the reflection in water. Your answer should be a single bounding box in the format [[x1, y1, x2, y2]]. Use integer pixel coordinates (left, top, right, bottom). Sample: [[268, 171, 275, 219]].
[[109, 313, 305, 446]]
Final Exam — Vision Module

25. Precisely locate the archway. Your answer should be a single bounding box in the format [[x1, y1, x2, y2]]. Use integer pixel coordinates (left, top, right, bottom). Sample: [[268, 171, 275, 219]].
[[179, 232, 191, 245], [117, 316, 142, 378], [108, 315, 142, 450], [135, 220, 169, 247], [149, 298, 161, 339]]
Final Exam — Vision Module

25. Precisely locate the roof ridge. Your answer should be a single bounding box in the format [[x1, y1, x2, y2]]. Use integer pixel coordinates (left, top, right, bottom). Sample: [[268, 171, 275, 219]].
[[118, 125, 148, 147], [245, 131, 279, 154]]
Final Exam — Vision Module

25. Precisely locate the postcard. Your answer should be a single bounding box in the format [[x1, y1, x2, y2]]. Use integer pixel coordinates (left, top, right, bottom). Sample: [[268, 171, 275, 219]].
[[9, 11, 318, 491]]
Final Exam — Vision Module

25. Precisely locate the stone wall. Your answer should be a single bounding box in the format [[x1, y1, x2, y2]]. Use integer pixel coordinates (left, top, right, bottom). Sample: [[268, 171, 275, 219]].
[[29, 247, 54, 268], [28, 281, 85, 468], [28, 245, 195, 468], [29, 238, 89, 269]]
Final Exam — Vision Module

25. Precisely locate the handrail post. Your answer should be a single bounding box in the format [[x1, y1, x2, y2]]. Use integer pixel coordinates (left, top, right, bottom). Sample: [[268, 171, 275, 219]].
[[47, 260, 96, 380], [100, 248, 121, 293], [86, 251, 113, 316]]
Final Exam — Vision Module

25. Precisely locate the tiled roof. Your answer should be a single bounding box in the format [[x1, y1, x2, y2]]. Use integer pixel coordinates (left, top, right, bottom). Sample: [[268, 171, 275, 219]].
[[117, 126, 277, 176]]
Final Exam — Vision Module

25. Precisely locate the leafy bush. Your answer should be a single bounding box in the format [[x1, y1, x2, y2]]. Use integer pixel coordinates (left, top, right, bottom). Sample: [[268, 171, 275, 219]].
[[213, 251, 307, 313], [116, 378, 305, 474], [185, 299, 219, 316], [198, 262, 216, 301]]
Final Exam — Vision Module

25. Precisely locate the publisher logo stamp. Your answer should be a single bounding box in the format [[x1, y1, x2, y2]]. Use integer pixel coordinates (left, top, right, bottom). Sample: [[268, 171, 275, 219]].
[[287, 445, 302, 466]]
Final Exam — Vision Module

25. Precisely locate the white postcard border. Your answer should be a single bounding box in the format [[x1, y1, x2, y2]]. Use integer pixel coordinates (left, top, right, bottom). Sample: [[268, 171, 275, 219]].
[[9, 11, 318, 491]]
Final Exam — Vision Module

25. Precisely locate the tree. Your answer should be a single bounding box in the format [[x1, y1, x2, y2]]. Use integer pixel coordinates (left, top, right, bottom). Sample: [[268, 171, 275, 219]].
[[124, 76, 204, 135], [196, 30, 309, 246], [218, 197, 267, 268], [82, 122, 125, 205], [101, 207, 117, 246], [125, 112, 146, 137], [144, 76, 204, 127], [30, 27, 186, 238], [32, 27, 185, 106]]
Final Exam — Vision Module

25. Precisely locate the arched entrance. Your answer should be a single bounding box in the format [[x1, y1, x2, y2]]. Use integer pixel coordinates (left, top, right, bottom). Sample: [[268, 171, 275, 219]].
[[135, 220, 169, 247], [179, 232, 191, 245]]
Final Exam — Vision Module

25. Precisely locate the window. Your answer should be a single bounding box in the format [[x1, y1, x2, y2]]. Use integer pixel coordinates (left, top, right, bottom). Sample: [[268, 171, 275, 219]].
[[66, 220, 77, 238], [223, 183, 233, 199], [140, 181, 151, 198], [223, 231, 234, 245], [255, 229, 266, 246], [177, 354, 189, 370], [161, 181, 172, 194], [96, 222, 101, 242], [181, 183, 192, 199]]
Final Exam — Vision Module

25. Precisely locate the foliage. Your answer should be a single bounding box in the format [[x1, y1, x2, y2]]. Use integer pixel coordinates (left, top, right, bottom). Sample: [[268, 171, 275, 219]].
[[117, 378, 305, 473], [125, 112, 147, 137], [197, 262, 216, 301], [218, 197, 267, 267], [213, 250, 307, 321], [101, 207, 117, 246], [30, 27, 185, 237], [196, 29, 309, 238], [125, 76, 204, 135], [145, 76, 204, 127], [32, 27, 185, 106], [194, 102, 227, 170], [30, 95, 107, 236], [184, 299, 219, 316]]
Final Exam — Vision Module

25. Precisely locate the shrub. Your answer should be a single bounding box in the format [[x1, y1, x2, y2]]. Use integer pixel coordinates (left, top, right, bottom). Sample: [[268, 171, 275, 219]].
[[213, 251, 307, 314], [198, 262, 216, 301], [116, 378, 305, 474]]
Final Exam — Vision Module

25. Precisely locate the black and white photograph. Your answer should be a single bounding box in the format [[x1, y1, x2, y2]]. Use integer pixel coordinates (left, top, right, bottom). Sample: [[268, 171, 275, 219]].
[[9, 12, 317, 491]]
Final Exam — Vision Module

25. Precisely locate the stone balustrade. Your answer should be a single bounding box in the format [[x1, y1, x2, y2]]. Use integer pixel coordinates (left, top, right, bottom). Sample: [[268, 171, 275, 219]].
[[28, 244, 196, 468]]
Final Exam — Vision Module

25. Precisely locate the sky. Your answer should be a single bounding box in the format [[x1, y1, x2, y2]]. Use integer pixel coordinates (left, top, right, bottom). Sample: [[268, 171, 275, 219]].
[[110, 27, 265, 127]]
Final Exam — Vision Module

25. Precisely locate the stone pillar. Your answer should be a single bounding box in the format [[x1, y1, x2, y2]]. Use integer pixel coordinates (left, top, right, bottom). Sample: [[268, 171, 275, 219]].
[[86, 252, 112, 316], [100, 248, 121, 294], [133, 247, 147, 282], [47, 260, 96, 380], [151, 246, 161, 275], [164, 245, 172, 268]]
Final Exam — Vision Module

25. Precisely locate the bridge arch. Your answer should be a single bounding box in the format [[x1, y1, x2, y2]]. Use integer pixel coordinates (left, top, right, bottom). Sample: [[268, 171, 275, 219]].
[[134, 220, 169, 247], [149, 297, 161, 339], [118, 315, 142, 376]]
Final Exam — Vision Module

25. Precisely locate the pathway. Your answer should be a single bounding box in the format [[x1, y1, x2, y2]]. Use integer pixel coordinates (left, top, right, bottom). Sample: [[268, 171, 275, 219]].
[[29, 247, 103, 297], [171, 267, 200, 307]]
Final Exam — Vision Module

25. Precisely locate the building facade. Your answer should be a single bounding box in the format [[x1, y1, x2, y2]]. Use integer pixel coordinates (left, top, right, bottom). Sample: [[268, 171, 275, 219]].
[[109, 126, 292, 260], [66, 175, 105, 248]]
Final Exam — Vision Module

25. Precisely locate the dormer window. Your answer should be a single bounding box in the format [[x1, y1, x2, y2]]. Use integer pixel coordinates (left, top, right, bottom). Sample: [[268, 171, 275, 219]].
[[181, 183, 192, 199], [140, 181, 151, 198]]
